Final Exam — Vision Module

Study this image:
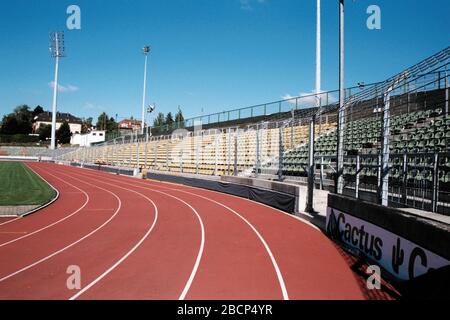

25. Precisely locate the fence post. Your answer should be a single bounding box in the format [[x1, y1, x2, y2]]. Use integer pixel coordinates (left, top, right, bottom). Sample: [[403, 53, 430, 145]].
[[214, 130, 219, 176], [381, 88, 392, 206], [129, 141, 132, 168], [228, 128, 232, 175], [356, 155, 360, 199], [180, 141, 183, 173], [144, 140, 148, 169], [446, 71, 449, 116], [256, 125, 261, 177], [402, 153, 408, 205], [136, 141, 140, 170], [432, 153, 439, 213], [306, 116, 315, 213], [278, 126, 284, 181], [234, 131, 238, 176], [153, 142, 157, 170], [196, 131, 200, 175], [166, 140, 169, 171]]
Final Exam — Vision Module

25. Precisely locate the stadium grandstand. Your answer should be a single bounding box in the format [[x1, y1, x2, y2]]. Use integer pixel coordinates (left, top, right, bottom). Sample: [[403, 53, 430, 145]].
[[58, 46, 450, 216]]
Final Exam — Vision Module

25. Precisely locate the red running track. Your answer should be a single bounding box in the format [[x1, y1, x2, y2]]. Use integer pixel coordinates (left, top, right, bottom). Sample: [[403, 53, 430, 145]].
[[0, 162, 370, 300]]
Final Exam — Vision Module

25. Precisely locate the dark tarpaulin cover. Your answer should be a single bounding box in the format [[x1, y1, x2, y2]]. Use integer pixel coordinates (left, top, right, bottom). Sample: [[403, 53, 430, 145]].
[[148, 173, 295, 214]]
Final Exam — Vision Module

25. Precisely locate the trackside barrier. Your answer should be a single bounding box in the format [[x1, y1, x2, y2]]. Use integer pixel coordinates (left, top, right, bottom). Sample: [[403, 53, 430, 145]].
[[326, 193, 450, 297], [147, 172, 296, 213], [68, 162, 136, 177]]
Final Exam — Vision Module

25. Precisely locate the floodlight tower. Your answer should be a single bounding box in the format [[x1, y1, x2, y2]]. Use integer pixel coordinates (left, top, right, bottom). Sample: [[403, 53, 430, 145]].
[[141, 45, 151, 135], [49, 31, 65, 150]]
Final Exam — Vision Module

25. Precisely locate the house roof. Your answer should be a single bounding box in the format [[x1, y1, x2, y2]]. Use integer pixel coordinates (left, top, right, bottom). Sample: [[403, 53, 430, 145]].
[[119, 119, 142, 125], [35, 112, 82, 124]]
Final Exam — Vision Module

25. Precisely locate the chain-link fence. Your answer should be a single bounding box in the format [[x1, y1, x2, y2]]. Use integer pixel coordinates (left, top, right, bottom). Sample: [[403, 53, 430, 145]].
[[335, 47, 449, 215]]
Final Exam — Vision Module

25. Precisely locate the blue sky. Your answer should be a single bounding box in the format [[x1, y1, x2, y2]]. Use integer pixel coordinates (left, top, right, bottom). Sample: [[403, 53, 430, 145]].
[[0, 0, 449, 123]]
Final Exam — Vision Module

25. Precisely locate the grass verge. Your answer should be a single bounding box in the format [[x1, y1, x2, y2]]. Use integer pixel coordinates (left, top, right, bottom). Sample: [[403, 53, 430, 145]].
[[0, 162, 56, 206]]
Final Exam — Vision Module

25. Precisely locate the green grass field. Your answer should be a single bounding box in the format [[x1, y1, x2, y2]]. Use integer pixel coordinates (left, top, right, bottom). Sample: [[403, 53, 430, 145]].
[[0, 162, 56, 206]]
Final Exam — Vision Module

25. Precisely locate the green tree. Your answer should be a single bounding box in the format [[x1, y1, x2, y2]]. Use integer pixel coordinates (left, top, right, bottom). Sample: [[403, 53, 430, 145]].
[[0, 105, 33, 135], [0, 115, 18, 134], [166, 112, 174, 128], [175, 107, 185, 128], [14, 105, 33, 134], [81, 117, 93, 134], [96, 113, 118, 134], [106, 117, 118, 133], [56, 121, 72, 145], [153, 112, 166, 127], [96, 112, 108, 131], [37, 124, 52, 141]]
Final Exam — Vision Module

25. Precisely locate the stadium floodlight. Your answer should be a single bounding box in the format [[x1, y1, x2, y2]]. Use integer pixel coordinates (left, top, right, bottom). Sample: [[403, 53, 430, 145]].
[[146, 103, 156, 141], [141, 45, 151, 135], [49, 31, 66, 150], [147, 104, 156, 114]]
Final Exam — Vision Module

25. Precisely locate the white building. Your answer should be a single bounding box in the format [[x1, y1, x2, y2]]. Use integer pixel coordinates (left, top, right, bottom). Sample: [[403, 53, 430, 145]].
[[71, 130, 106, 147], [33, 112, 82, 134]]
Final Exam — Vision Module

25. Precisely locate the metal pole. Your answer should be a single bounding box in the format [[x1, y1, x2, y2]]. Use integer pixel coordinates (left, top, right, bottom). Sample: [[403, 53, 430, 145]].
[[278, 126, 284, 181], [50, 35, 60, 150], [214, 130, 219, 176], [432, 153, 439, 213], [306, 116, 315, 213], [144, 140, 148, 169], [316, 0, 321, 97], [446, 69, 449, 116], [136, 141, 140, 170], [381, 83, 395, 206], [234, 131, 238, 176], [196, 131, 200, 174], [141, 47, 150, 135], [336, 0, 345, 194], [256, 125, 261, 177], [228, 128, 232, 175], [320, 157, 324, 190], [356, 155, 360, 198]]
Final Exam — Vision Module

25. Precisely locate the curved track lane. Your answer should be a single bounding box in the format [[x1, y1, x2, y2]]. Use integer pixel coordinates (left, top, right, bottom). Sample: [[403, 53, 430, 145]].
[[0, 163, 367, 300], [58, 165, 366, 300]]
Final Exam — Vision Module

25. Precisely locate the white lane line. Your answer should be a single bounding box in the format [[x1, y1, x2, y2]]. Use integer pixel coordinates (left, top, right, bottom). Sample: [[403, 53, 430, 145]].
[[0, 169, 89, 248], [76, 170, 288, 299], [171, 188, 290, 301], [0, 170, 122, 283], [180, 183, 321, 232], [0, 217, 21, 227], [60, 170, 158, 300], [62, 167, 205, 301], [69, 200, 158, 300]]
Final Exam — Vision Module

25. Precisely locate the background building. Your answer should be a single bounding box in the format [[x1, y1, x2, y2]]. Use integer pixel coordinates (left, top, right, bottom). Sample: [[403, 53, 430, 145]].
[[71, 130, 106, 147], [33, 112, 82, 134]]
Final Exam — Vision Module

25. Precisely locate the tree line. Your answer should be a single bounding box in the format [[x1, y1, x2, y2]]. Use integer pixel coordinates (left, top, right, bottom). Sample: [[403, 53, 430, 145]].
[[1, 104, 187, 145], [0, 105, 74, 144], [153, 108, 185, 130]]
